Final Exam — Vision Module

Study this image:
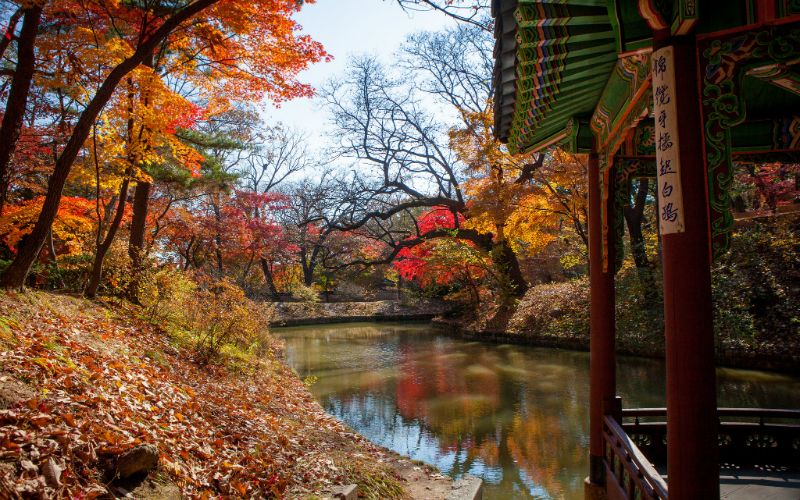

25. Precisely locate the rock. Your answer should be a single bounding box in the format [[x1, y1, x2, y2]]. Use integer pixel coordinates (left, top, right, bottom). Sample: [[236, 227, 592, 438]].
[[115, 444, 159, 479], [118, 480, 181, 500], [331, 484, 358, 500], [445, 473, 483, 500]]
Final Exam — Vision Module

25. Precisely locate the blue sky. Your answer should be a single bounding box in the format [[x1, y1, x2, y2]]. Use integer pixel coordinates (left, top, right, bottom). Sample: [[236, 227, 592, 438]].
[[263, 0, 458, 147]]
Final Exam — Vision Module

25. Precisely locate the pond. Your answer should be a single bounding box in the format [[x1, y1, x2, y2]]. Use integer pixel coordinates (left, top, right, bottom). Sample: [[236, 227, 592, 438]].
[[275, 322, 800, 500]]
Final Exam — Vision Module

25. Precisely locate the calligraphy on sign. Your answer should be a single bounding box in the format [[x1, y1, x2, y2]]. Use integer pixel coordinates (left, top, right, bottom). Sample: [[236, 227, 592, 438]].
[[652, 46, 685, 234]]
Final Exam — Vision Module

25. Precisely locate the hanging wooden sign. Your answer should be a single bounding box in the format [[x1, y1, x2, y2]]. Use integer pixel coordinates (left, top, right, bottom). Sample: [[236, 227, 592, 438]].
[[652, 46, 685, 234]]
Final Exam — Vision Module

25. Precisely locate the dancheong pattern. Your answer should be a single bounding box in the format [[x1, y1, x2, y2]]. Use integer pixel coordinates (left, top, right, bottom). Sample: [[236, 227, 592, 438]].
[[698, 23, 800, 261]]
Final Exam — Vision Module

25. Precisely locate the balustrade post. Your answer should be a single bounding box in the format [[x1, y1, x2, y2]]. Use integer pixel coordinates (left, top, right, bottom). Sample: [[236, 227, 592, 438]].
[[604, 396, 622, 426]]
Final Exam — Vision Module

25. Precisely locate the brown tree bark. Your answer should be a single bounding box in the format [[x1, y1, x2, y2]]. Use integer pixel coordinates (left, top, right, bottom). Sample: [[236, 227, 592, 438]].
[[0, 0, 220, 289], [88, 75, 137, 299], [86, 178, 130, 298], [623, 178, 650, 269], [0, 4, 43, 215], [183, 235, 196, 271], [623, 178, 657, 303], [491, 240, 528, 298], [260, 258, 282, 301], [127, 180, 151, 303], [0, 8, 24, 62], [45, 227, 64, 288]]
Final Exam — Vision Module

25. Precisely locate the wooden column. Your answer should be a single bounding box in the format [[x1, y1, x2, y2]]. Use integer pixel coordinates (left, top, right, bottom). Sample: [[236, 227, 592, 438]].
[[654, 31, 720, 498], [588, 138, 616, 486]]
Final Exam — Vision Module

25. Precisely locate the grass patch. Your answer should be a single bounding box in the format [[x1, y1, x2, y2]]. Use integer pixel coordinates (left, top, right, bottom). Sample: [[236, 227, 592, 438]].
[[144, 349, 168, 367]]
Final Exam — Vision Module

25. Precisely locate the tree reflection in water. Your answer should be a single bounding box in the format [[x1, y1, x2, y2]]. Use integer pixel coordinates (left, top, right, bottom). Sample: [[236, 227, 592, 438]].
[[277, 322, 800, 500]]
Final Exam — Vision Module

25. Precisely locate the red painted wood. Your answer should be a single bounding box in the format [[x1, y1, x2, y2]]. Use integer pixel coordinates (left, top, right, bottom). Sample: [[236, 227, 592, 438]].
[[604, 465, 627, 500], [653, 30, 720, 499], [695, 14, 800, 41], [588, 138, 617, 483], [757, 0, 778, 22]]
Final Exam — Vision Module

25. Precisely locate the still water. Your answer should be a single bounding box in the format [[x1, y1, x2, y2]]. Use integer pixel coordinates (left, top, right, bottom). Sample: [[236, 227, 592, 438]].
[[276, 322, 800, 499]]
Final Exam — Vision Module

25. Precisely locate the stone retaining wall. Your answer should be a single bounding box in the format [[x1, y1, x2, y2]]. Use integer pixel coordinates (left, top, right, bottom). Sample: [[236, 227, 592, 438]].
[[270, 314, 437, 328]]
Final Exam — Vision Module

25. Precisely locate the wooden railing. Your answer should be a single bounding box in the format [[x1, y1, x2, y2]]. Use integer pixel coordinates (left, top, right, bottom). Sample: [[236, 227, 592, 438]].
[[603, 408, 800, 500], [622, 408, 800, 466], [603, 415, 668, 500]]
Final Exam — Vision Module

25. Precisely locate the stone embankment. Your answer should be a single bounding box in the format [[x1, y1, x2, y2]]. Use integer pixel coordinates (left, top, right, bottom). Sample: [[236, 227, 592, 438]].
[[269, 300, 451, 328]]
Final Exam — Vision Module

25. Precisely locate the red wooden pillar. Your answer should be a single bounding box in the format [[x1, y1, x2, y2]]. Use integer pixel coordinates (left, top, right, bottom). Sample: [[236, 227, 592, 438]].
[[654, 31, 720, 498], [587, 138, 616, 487]]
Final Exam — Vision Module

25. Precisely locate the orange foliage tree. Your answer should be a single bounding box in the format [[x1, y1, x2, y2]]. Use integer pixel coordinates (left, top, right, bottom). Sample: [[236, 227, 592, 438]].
[[449, 105, 589, 275], [0, 0, 328, 288]]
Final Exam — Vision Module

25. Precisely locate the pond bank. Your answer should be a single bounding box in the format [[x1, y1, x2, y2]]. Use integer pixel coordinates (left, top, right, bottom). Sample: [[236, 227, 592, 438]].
[[0, 291, 458, 499], [431, 318, 800, 376]]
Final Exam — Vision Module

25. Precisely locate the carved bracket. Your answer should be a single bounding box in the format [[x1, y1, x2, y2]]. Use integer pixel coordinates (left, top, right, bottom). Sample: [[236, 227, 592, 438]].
[[698, 21, 800, 261]]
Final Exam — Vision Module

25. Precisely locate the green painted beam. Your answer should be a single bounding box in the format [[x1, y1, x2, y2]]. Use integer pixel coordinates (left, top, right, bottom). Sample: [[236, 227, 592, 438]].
[[518, 0, 607, 6], [518, 75, 609, 106], [516, 28, 616, 48]]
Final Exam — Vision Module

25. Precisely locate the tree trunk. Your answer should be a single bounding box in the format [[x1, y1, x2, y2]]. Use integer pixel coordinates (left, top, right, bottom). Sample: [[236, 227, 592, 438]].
[[623, 178, 657, 303], [0, 0, 220, 289], [127, 181, 151, 303], [0, 8, 23, 63], [86, 178, 130, 298], [183, 235, 196, 271], [623, 178, 650, 269], [303, 262, 315, 286], [215, 246, 224, 273], [260, 258, 282, 301], [126, 53, 156, 303], [299, 247, 315, 286], [492, 240, 528, 298], [0, 4, 43, 215], [241, 252, 255, 285], [46, 227, 65, 289]]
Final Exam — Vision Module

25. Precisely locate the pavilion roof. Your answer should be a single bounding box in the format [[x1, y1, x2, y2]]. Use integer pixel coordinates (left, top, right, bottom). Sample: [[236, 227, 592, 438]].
[[492, 0, 617, 156]]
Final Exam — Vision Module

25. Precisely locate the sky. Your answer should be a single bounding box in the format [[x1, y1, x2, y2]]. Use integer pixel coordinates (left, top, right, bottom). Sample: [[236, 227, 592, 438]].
[[263, 0, 458, 149]]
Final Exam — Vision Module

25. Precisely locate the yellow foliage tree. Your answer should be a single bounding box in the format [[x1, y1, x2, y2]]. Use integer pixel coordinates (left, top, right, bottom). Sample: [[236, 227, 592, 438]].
[[449, 103, 589, 270]]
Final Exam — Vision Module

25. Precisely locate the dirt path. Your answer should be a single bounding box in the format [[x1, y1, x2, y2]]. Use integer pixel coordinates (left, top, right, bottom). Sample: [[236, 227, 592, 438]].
[[384, 453, 453, 500]]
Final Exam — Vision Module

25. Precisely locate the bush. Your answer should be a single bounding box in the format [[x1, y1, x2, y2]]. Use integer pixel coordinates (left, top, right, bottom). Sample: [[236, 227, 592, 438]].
[[291, 283, 319, 304], [336, 280, 366, 301], [187, 281, 271, 363], [711, 218, 799, 345], [49, 254, 94, 292], [139, 267, 196, 325], [614, 266, 666, 351], [508, 278, 589, 336], [1, 254, 93, 292]]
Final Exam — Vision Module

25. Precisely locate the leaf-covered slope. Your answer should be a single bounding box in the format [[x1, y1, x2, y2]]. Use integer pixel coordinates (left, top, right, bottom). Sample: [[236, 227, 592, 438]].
[[0, 292, 406, 499]]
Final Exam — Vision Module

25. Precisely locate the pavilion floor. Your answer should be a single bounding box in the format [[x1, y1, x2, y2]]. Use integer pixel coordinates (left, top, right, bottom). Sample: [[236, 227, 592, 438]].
[[653, 464, 800, 499], [719, 465, 800, 500]]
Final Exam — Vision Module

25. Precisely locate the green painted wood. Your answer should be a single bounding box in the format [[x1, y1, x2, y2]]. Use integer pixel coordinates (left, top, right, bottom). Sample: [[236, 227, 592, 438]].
[[518, 0, 607, 6], [516, 27, 616, 47]]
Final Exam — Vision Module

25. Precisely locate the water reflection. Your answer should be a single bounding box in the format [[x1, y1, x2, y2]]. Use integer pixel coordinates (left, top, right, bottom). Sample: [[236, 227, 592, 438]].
[[277, 322, 800, 500]]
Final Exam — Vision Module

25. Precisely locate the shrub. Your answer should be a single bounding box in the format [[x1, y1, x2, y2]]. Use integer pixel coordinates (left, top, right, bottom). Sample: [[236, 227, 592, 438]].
[[336, 280, 366, 301], [49, 254, 94, 292], [291, 283, 319, 304], [187, 281, 271, 363], [508, 278, 589, 336], [139, 267, 196, 324]]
